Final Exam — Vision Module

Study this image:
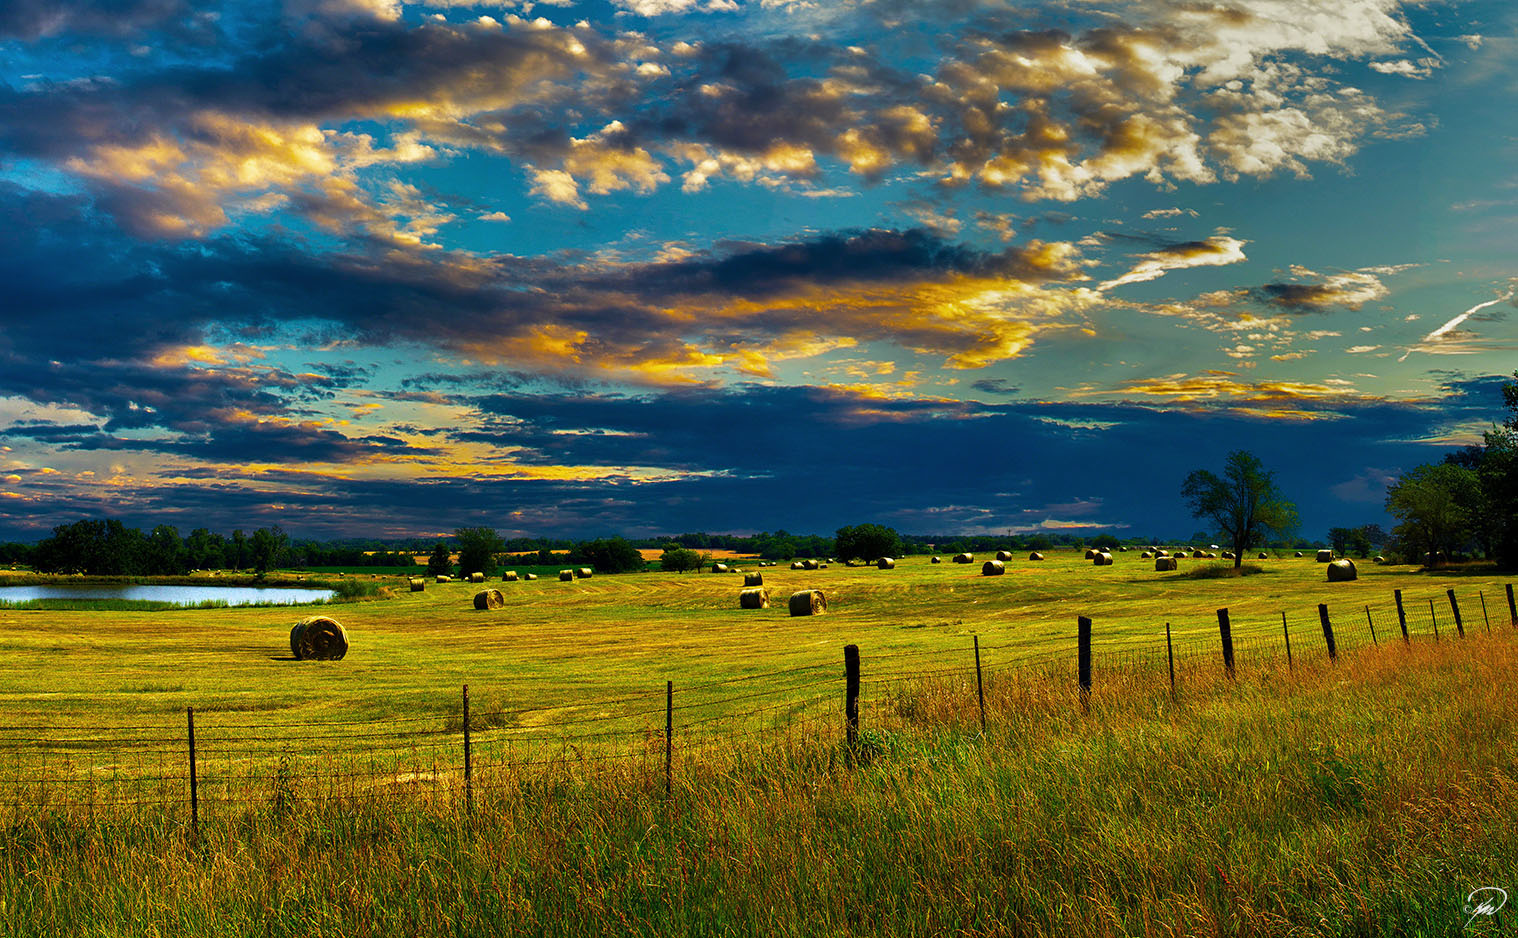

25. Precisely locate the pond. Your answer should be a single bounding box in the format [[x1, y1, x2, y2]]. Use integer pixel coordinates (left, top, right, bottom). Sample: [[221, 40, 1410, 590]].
[[0, 585, 335, 606]]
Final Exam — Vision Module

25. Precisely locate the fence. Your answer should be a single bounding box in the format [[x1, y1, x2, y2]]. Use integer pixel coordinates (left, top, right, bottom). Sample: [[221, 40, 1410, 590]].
[[0, 582, 1513, 827]]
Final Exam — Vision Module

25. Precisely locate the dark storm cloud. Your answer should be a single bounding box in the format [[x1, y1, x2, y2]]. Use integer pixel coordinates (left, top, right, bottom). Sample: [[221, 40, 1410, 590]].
[[969, 379, 1020, 395], [0, 0, 195, 40]]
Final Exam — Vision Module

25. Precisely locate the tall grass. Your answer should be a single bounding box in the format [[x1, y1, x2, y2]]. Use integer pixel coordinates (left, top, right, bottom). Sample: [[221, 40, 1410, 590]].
[[3, 632, 1516, 936]]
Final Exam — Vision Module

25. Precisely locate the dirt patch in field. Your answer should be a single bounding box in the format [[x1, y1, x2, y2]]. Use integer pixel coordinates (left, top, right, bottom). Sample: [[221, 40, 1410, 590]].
[[636, 548, 760, 561]]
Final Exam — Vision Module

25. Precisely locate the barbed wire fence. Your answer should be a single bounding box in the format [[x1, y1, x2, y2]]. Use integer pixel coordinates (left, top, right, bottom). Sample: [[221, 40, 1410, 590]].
[[0, 582, 1512, 829]]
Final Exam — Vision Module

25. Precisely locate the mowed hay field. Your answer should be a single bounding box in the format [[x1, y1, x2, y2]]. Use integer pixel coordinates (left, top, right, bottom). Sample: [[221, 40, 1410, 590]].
[[0, 551, 1510, 735]]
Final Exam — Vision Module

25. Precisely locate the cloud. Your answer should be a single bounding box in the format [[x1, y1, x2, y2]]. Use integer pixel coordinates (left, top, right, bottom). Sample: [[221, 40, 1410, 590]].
[[1099, 236, 1248, 291]]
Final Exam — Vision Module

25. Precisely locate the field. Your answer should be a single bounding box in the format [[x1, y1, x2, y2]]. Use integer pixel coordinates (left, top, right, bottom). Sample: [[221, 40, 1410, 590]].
[[2, 551, 1516, 935]]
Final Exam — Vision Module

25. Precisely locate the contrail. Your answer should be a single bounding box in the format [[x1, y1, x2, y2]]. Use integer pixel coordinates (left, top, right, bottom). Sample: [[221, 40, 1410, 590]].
[[1399, 289, 1515, 361]]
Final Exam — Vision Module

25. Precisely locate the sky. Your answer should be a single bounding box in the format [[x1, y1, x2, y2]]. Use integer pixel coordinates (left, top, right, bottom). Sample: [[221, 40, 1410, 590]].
[[0, 0, 1515, 542]]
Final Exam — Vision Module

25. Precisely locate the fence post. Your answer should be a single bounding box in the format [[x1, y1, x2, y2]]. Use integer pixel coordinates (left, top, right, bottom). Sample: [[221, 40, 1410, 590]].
[[1395, 590, 1409, 644], [1318, 603, 1337, 662], [1078, 616, 1092, 714], [973, 636, 986, 733], [1507, 584, 1516, 627], [844, 645, 860, 748], [462, 684, 473, 816], [186, 707, 198, 833], [1447, 589, 1465, 639], [1365, 605, 1377, 646], [1430, 598, 1439, 641], [1281, 612, 1293, 671], [1480, 591, 1491, 633], [665, 680, 673, 798], [1165, 622, 1175, 697], [1216, 608, 1235, 679]]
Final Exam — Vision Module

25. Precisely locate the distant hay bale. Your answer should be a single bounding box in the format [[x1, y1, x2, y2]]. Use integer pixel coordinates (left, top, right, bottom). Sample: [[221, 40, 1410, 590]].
[[1294, 551, 1304, 557], [1118, 546, 1129, 552], [1258, 552, 1268, 560], [468, 572, 485, 583], [502, 571, 519, 581], [290, 616, 348, 661], [523, 573, 537, 580], [1327, 559, 1358, 582], [1092, 552, 1113, 566], [576, 568, 593, 579], [877, 557, 896, 569], [744, 572, 763, 587], [1084, 549, 1098, 559], [1155, 557, 1178, 572], [1316, 549, 1333, 563], [409, 577, 425, 592], [1028, 552, 1045, 561], [788, 589, 827, 616], [803, 559, 820, 570], [435, 575, 451, 583], [790, 561, 804, 570], [1374, 556, 1386, 564], [952, 553, 973, 564], [931, 556, 941, 564], [1221, 551, 1234, 560], [1140, 551, 1153, 559], [712, 563, 729, 573], [473, 588, 504, 610], [995, 550, 1012, 561], [559, 570, 574, 581], [739, 587, 770, 609], [981, 559, 1005, 576], [1155, 549, 1169, 557]]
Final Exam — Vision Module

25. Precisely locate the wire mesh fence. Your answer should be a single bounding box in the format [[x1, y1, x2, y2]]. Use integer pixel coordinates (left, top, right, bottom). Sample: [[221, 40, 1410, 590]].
[[0, 582, 1510, 825]]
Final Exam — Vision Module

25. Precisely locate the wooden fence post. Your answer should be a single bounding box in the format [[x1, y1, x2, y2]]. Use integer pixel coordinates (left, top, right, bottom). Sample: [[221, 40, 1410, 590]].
[[1507, 584, 1516, 627], [1365, 605, 1377, 646], [462, 684, 473, 816], [1318, 604, 1337, 662], [973, 636, 986, 733], [1281, 612, 1292, 671], [1448, 589, 1465, 639], [844, 645, 860, 748], [187, 707, 198, 833], [1430, 598, 1439, 641], [1165, 622, 1175, 696], [665, 680, 673, 798], [1216, 608, 1235, 679], [1078, 616, 1092, 714], [1480, 591, 1491, 633], [1395, 590, 1409, 644]]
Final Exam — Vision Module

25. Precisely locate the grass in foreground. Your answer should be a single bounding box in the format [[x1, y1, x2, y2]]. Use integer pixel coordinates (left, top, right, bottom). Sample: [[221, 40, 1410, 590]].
[[2, 632, 1516, 937]]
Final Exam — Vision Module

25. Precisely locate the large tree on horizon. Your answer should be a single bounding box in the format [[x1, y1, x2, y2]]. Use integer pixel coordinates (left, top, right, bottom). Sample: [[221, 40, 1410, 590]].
[[1182, 451, 1300, 569]]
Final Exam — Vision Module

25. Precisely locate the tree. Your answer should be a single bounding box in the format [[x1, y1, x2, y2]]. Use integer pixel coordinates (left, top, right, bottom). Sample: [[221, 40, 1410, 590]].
[[145, 525, 188, 575], [426, 541, 453, 577], [833, 524, 904, 563], [1181, 451, 1300, 569], [578, 537, 646, 574], [659, 546, 701, 573], [249, 526, 288, 575], [1385, 463, 1481, 565], [455, 527, 504, 577]]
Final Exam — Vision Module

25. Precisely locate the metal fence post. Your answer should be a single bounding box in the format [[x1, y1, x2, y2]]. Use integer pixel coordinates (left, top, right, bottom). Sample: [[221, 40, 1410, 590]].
[[1318, 604, 1337, 662], [462, 684, 473, 816], [973, 636, 986, 733], [844, 645, 860, 748], [1078, 616, 1092, 714], [187, 707, 198, 833], [1448, 589, 1465, 639]]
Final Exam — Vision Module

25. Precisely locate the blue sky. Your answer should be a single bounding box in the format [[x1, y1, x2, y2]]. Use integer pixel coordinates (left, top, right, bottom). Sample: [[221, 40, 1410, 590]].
[[0, 0, 1514, 540]]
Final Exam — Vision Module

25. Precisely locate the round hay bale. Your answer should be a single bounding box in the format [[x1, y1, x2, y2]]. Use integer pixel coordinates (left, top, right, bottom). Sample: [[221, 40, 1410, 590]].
[[1093, 552, 1113, 566], [1140, 551, 1153, 559], [876, 557, 895, 569], [1327, 559, 1358, 582], [291, 616, 348, 661], [1084, 548, 1098, 559], [803, 559, 820, 570], [1374, 555, 1386, 564], [1155, 549, 1169, 557], [952, 553, 973, 564], [473, 588, 504, 610], [468, 572, 485, 583], [1155, 557, 1178, 572], [712, 563, 729, 573], [930, 556, 941, 564], [744, 572, 763, 587], [1118, 546, 1129, 552], [790, 561, 804, 570], [559, 570, 574, 581], [995, 550, 1013, 561], [502, 571, 519, 581], [819, 563, 828, 569], [1028, 552, 1045, 561], [739, 587, 770, 609], [1221, 551, 1234, 560], [409, 577, 425, 592], [524, 573, 538, 580], [1316, 549, 1333, 563], [436, 575, 451, 583], [981, 559, 1005, 576], [788, 589, 827, 616], [1294, 551, 1304, 557], [576, 567, 593, 579]]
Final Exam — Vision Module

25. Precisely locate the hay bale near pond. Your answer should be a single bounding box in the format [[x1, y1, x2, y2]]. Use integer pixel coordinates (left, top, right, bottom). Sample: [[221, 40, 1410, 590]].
[[1327, 559, 1358, 582], [474, 588, 504, 610], [788, 589, 827, 616], [290, 616, 348, 661], [744, 573, 763, 587], [739, 587, 769, 609], [409, 577, 425, 592], [982, 560, 1005, 576]]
